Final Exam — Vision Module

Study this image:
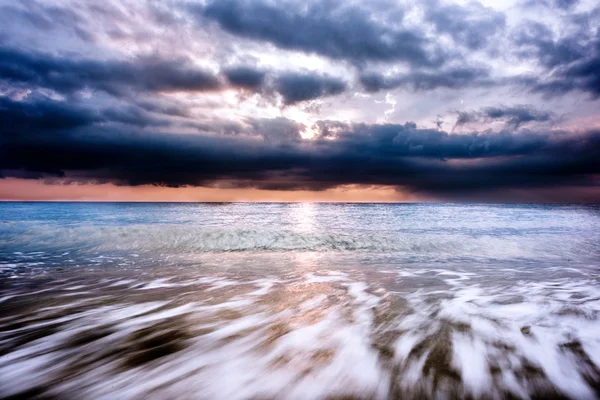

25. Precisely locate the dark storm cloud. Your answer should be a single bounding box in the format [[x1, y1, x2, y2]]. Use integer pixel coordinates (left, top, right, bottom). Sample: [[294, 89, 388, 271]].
[[513, 10, 600, 98], [0, 46, 223, 96], [360, 66, 491, 92], [0, 95, 598, 199], [533, 50, 600, 98], [0, 96, 305, 186], [274, 73, 347, 105], [453, 105, 555, 130], [0, 94, 174, 134], [524, 0, 579, 10], [134, 98, 193, 118], [0, 95, 100, 134], [513, 21, 587, 69], [1, 0, 596, 105], [223, 66, 266, 90], [484, 106, 553, 127], [100, 105, 174, 128], [425, 0, 506, 50], [224, 67, 348, 104], [197, 0, 445, 67], [0, 46, 350, 104], [0, 0, 598, 202]]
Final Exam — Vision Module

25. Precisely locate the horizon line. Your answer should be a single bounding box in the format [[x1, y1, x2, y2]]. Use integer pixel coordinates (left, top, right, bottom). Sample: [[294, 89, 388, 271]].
[[1, 200, 598, 205]]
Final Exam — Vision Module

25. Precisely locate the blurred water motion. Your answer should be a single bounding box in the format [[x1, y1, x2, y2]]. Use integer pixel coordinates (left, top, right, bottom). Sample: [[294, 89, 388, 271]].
[[1, 203, 600, 399]]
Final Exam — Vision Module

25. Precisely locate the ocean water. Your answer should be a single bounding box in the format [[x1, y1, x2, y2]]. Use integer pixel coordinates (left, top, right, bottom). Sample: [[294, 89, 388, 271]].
[[1, 202, 599, 399]]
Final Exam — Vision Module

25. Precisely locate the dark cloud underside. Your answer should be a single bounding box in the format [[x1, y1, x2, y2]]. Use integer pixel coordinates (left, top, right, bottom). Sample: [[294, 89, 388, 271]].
[[198, 0, 443, 67], [0, 96, 598, 197], [0, 0, 599, 201]]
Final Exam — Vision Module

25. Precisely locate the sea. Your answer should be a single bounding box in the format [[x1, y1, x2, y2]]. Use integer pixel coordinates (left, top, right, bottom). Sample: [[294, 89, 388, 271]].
[[1, 202, 599, 399]]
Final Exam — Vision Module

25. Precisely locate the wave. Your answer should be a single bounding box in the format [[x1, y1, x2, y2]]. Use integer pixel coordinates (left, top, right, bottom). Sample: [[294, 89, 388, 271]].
[[1, 269, 600, 399], [1, 224, 431, 252], [0, 223, 598, 262]]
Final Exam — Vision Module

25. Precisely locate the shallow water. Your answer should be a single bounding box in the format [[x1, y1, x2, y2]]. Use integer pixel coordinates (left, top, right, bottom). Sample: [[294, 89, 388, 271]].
[[1, 202, 599, 399]]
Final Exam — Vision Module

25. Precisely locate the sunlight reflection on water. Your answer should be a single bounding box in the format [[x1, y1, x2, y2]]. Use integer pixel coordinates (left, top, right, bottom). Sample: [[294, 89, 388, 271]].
[[1, 203, 599, 399]]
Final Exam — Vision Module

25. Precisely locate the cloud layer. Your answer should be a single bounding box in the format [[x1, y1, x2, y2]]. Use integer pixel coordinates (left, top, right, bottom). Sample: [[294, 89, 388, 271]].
[[0, 0, 598, 201]]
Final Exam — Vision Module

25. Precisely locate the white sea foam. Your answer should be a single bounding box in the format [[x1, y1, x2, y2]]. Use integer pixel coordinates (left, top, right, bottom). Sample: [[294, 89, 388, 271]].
[[1, 269, 599, 399]]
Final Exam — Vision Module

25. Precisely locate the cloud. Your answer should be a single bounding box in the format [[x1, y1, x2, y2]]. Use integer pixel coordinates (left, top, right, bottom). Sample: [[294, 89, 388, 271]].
[[197, 0, 446, 67], [0, 94, 100, 134], [225, 66, 349, 104], [0, 46, 352, 104], [425, 0, 506, 50], [0, 0, 93, 42], [533, 51, 600, 98], [360, 66, 491, 92], [453, 105, 555, 130], [0, 95, 597, 200], [0, 46, 223, 96], [512, 10, 600, 98], [0, 0, 598, 202], [246, 117, 305, 141], [274, 72, 347, 105], [513, 21, 586, 69], [223, 66, 266, 90], [0, 92, 238, 136], [523, 0, 579, 10]]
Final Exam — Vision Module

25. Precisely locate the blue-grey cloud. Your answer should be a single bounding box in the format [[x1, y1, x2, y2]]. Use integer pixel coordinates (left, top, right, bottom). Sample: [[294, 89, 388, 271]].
[[197, 0, 446, 67], [514, 21, 587, 69], [223, 66, 266, 90], [513, 10, 600, 98], [274, 73, 347, 105], [0, 46, 223, 96], [0, 46, 351, 104], [534, 52, 600, 98], [0, 95, 598, 199], [0, 0, 599, 201], [425, 0, 506, 50], [360, 66, 492, 92], [454, 105, 555, 130], [524, 0, 579, 10]]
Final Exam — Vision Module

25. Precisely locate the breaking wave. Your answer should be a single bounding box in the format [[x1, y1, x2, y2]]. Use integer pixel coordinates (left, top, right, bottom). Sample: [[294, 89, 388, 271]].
[[2, 204, 600, 399], [1, 223, 597, 262], [1, 269, 600, 399]]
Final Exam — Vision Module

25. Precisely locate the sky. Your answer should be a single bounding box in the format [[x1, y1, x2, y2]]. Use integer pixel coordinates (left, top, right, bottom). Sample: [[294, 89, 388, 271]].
[[0, 0, 599, 202]]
